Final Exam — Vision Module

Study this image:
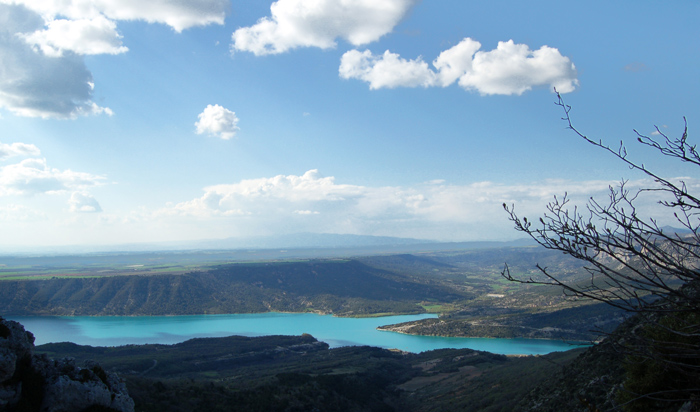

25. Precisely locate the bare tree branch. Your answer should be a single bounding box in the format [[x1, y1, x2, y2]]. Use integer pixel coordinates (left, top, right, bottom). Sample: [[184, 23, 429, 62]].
[[502, 92, 700, 410]]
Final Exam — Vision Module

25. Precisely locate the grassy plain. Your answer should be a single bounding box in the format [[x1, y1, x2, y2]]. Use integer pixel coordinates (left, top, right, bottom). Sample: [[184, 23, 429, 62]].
[[0, 262, 207, 280]]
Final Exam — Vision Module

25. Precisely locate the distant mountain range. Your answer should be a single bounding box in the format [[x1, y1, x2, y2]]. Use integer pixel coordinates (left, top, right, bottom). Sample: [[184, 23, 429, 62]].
[[192, 233, 432, 249], [0, 233, 534, 256]]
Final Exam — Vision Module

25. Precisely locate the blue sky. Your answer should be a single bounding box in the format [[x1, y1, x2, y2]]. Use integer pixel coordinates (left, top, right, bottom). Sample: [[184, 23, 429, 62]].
[[0, 0, 698, 248]]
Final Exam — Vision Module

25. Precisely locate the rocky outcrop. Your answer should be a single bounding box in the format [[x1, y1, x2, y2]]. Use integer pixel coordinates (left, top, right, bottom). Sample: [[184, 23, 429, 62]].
[[515, 334, 626, 412], [0, 316, 134, 412], [515, 309, 699, 412]]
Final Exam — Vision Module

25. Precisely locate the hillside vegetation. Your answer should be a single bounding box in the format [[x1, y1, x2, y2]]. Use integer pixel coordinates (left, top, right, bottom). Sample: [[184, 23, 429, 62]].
[[0, 247, 629, 340], [35, 332, 586, 412], [0, 259, 467, 317]]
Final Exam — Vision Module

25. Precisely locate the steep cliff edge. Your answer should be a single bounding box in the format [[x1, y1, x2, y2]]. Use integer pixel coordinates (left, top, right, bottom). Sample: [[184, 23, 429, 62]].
[[0, 316, 134, 412]]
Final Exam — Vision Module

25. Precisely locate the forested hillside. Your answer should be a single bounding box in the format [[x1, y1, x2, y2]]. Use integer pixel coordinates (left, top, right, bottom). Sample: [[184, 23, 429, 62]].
[[35, 330, 586, 412], [0, 259, 468, 316]]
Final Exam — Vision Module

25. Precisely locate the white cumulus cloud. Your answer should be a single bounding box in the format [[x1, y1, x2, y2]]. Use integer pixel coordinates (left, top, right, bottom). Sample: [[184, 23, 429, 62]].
[[231, 0, 417, 55], [340, 38, 578, 95], [69, 191, 103, 213], [0, 141, 41, 160], [0, 0, 228, 118], [151, 170, 673, 242], [458, 40, 579, 95], [432, 38, 481, 87], [195, 104, 240, 140], [0, 0, 228, 32], [338, 49, 436, 89], [19, 15, 128, 56], [0, 157, 105, 196], [0, 4, 113, 118], [159, 169, 362, 217]]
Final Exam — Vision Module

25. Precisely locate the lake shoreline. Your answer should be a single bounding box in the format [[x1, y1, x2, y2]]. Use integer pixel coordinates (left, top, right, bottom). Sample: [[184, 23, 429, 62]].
[[7, 313, 587, 355], [376, 326, 592, 344], [5, 311, 588, 343]]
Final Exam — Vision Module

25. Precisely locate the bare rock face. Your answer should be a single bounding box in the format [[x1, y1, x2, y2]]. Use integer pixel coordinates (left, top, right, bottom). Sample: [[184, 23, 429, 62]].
[[0, 316, 134, 412], [0, 316, 33, 379], [0, 318, 33, 410]]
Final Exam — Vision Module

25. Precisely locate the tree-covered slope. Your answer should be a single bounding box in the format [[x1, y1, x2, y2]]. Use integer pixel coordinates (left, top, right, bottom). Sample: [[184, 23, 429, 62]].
[[35, 331, 583, 412], [0, 259, 469, 316]]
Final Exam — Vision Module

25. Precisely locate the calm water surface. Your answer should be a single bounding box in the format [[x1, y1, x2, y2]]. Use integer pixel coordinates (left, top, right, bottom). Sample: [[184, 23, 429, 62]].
[[8, 313, 585, 355]]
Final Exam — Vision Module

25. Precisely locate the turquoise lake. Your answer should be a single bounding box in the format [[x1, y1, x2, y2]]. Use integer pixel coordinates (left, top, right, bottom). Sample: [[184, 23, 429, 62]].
[[7, 313, 585, 355]]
